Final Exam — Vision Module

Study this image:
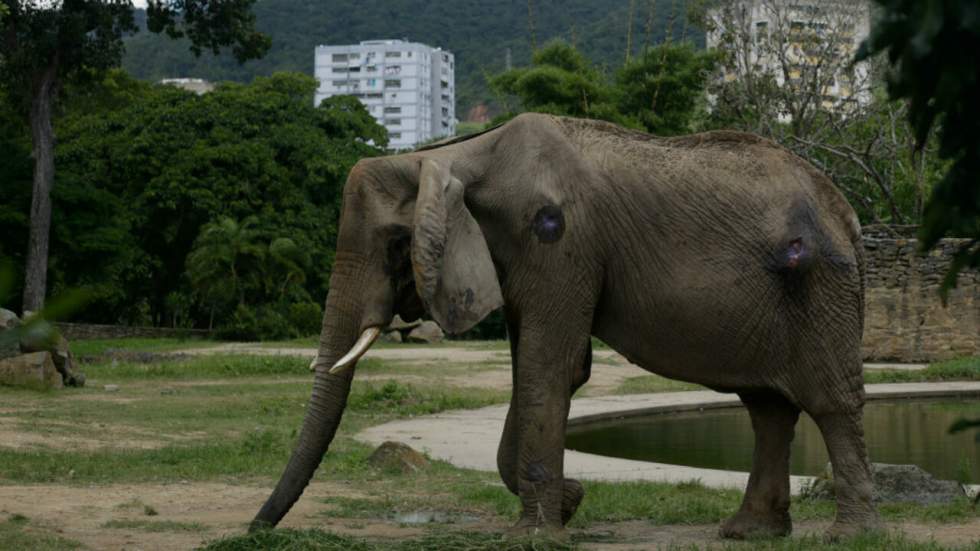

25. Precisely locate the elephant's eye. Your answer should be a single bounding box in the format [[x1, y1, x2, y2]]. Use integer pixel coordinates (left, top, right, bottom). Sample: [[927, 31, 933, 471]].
[[532, 204, 565, 244]]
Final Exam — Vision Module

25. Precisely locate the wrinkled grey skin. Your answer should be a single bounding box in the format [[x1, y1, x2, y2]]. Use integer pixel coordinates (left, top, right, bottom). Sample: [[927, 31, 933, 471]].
[[251, 113, 880, 540]]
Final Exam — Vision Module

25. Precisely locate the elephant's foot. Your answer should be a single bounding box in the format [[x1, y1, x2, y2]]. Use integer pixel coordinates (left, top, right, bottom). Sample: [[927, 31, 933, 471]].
[[506, 519, 569, 544], [823, 515, 884, 542], [719, 509, 791, 539], [561, 478, 584, 526]]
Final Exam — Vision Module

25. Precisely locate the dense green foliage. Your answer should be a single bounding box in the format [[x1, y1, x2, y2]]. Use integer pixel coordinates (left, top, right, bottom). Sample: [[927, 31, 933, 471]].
[[858, 0, 980, 293], [491, 40, 718, 136], [121, 0, 703, 117], [0, 71, 386, 335]]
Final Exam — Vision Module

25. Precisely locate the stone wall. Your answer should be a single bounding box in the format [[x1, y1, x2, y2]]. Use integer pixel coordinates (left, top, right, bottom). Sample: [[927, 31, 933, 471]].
[[862, 225, 979, 362], [55, 323, 210, 341]]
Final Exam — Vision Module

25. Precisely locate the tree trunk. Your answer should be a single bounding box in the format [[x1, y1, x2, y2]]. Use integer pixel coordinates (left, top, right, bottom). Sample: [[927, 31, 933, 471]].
[[22, 65, 59, 314]]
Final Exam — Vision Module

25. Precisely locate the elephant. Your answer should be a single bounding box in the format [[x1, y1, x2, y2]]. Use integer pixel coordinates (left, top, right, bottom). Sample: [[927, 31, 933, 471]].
[[250, 112, 881, 540]]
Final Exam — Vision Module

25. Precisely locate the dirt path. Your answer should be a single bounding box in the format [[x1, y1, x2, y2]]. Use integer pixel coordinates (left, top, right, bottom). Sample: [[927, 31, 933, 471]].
[[2, 481, 976, 550]]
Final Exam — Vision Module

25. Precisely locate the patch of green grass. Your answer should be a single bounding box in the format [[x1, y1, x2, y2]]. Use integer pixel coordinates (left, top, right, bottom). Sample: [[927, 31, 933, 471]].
[[0, 514, 86, 550], [612, 375, 702, 395], [347, 380, 508, 416], [201, 529, 572, 551], [101, 519, 206, 532], [865, 356, 980, 384], [70, 337, 214, 357], [200, 527, 965, 551], [81, 354, 310, 381]]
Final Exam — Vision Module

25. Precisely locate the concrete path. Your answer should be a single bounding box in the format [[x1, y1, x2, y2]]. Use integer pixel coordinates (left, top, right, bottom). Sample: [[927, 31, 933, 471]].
[[356, 382, 980, 495], [181, 342, 927, 371]]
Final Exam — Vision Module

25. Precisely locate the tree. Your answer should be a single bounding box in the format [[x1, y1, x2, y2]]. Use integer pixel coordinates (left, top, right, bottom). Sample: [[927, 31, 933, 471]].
[[698, 0, 874, 139], [1, 0, 270, 313], [186, 216, 265, 312], [490, 40, 628, 125], [616, 42, 719, 135], [857, 0, 980, 294], [690, 1, 946, 226], [0, 71, 387, 329]]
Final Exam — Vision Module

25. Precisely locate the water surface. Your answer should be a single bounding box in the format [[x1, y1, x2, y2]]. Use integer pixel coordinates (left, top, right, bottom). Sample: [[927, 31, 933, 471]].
[[565, 399, 980, 481]]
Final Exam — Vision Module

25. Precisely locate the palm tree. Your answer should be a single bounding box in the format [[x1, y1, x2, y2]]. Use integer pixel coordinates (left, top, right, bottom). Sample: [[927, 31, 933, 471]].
[[186, 216, 266, 326]]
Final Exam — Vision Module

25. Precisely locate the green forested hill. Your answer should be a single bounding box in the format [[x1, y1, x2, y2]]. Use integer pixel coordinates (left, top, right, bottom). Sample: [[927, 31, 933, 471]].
[[122, 0, 702, 118]]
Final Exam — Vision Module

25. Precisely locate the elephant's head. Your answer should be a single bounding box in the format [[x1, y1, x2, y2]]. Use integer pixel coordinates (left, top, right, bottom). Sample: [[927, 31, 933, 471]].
[[250, 131, 509, 530]]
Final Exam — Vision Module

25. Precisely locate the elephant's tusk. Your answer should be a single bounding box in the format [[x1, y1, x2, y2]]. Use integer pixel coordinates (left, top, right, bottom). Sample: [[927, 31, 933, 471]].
[[308, 355, 318, 372], [328, 327, 381, 375]]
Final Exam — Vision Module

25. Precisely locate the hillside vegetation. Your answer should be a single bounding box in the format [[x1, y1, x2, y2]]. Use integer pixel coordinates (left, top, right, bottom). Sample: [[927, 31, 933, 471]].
[[122, 0, 702, 117]]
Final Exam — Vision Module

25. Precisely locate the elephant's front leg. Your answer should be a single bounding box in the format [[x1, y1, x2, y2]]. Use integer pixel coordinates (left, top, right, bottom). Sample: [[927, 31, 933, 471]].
[[498, 319, 590, 526], [508, 322, 588, 537]]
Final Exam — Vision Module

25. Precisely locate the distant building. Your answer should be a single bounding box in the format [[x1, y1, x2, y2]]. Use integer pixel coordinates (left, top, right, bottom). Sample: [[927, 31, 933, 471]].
[[160, 78, 215, 95], [707, 0, 873, 116], [314, 40, 456, 150]]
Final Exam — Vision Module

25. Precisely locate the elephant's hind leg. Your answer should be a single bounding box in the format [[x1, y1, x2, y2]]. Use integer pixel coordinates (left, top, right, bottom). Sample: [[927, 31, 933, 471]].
[[810, 401, 882, 539], [720, 391, 800, 539]]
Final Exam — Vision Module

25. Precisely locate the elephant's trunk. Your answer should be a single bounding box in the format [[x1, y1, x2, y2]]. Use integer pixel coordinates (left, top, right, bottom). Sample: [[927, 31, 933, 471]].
[[250, 260, 368, 531]]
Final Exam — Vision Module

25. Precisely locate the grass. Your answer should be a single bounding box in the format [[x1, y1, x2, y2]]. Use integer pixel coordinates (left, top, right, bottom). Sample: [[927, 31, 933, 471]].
[[613, 374, 703, 394], [101, 519, 207, 532], [202, 529, 576, 551], [70, 337, 214, 357], [200, 528, 978, 551], [865, 356, 980, 384], [7, 339, 980, 550], [0, 514, 86, 550]]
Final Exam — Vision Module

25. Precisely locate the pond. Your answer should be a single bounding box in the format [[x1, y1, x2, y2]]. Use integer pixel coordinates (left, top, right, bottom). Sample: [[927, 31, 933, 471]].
[[565, 399, 980, 482]]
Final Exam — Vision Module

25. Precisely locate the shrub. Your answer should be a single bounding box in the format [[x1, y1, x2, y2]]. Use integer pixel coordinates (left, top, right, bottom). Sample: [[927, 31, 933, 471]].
[[288, 302, 322, 337]]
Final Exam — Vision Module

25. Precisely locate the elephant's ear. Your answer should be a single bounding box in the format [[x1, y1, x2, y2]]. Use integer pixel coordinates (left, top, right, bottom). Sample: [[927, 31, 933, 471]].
[[412, 158, 503, 334]]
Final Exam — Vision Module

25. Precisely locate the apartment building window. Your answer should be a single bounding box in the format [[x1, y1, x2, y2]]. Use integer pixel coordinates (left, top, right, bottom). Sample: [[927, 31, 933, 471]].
[[384, 107, 401, 114], [390, 132, 402, 139], [384, 66, 401, 75], [385, 79, 401, 88], [332, 54, 348, 62], [407, 51, 413, 57], [332, 67, 349, 73], [367, 79, 377, 87], [385, 51, 401, 58], [349, 53, 360, 60], [386, 118, 401, 126]]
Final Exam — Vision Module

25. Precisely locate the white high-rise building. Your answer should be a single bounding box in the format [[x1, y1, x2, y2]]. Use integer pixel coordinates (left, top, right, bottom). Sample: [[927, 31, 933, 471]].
[[314, 39, 456, 150]]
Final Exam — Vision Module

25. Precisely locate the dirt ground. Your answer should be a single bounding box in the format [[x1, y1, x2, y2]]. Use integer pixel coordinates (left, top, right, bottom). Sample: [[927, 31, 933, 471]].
[[0, 344, 970, 550], [2, 480, 979, 550]]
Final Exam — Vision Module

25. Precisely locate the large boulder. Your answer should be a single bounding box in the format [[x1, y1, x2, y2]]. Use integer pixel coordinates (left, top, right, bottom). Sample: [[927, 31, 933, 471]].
[[407, 321, 445, 344], [18, 323, 84, 387], [0, 309, 20, 360], [368, 441, 430, 473], [380, 330, 403, 344], [0, 308, 19, 330], [387, 315, 422, 332], [0, 351, 63, 390], [804, 463, 966, 505]]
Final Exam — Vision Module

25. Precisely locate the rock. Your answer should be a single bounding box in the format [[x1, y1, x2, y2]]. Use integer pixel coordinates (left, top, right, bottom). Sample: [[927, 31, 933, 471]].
[[368, 441, 430, 473], [0, 308, 20, 330], [381, 330, 403, 344], [803, 463, 966, 505], [0, 352, 63, 390], [104, 384, 120, 393], [19, 328, 83, 387], [407, 321, 445, 344], [388, 315, 422, 332]]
